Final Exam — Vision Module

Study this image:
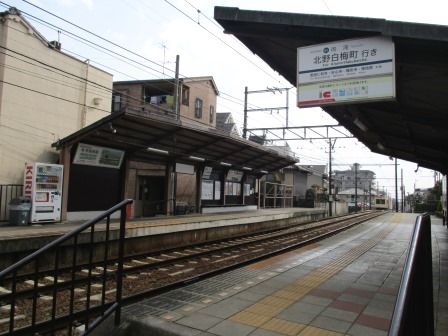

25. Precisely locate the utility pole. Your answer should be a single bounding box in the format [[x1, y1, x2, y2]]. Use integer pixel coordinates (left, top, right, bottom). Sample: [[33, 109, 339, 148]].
[[173, 55, 180, 120], [354, 163, 359, 212], [395, 158, 398, 212], [284, 89, 289, 139], [328, 139, 335, 216], [401, 168, 404, 212], [243, 86, 248, 139]]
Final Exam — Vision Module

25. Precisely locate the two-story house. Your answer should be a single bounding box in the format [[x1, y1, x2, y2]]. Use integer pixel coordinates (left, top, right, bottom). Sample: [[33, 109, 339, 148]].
[[112, 76, 218, 129]]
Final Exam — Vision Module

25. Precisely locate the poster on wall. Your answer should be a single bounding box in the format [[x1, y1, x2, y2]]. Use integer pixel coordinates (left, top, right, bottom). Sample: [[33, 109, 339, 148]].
[[201, 180, 214, 200], [73, 143, 124, 169], [244, 183, 251, 196], [214, 181, 221, 200]]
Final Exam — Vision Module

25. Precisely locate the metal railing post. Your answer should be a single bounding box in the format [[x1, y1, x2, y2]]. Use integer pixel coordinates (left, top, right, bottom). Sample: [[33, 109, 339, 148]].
[[0, 198, 133, 336], [114, 205, 127, 326]]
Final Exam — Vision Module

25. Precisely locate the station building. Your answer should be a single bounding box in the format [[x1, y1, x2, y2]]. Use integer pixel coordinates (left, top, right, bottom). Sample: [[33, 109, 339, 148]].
[[0, 7, 298, 223]]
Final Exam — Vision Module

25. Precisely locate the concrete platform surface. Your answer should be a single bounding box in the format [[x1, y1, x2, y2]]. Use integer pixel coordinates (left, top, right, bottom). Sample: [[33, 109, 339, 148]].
[[115, 212, 448, 336], [0, 207, 325, 241]]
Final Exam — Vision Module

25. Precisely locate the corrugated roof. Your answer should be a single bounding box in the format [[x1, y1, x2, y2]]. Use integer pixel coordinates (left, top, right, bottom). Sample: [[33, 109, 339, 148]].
[[53, 111, 297, 173]]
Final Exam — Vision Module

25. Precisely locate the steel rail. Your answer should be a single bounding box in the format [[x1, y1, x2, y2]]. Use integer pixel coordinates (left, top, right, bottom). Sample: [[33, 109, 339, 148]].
[[0, 211, 372, 284], [1, 212, 380, 303], [121, 211, 385, 306], [0, 210, 384, 336]]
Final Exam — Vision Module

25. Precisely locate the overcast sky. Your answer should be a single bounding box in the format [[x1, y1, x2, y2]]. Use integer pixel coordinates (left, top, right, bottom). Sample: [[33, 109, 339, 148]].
[[3, 0, 445, 198]]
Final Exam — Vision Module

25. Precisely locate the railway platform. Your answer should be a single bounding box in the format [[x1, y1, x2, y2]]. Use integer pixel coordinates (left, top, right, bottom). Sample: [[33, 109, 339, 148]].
[[113, 212, 448, 336], [0, 207, 326, 269]]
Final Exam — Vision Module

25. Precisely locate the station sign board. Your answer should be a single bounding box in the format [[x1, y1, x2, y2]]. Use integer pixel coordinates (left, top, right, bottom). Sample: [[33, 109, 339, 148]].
[[73, 143, 124, 169], [227, 169, 243, 182], [297, 36, 395, 107]]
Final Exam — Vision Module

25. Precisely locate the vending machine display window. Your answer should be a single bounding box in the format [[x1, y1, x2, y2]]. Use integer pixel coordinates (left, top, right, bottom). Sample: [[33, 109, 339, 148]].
[[35, 192, 49, 202], [24, 162, 64, 223]]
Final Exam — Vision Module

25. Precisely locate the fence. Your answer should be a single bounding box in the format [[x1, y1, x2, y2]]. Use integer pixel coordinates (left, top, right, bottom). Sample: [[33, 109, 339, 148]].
[[0, 198, 133, 336], [0, 184, 23, 222], [260, 182, 293, 208], [389, 213, 434, 335]]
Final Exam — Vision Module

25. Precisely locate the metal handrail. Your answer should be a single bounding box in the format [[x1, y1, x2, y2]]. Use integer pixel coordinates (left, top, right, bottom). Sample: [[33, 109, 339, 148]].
[[389, 213, 434, 336], [0, 198, 133, 336]]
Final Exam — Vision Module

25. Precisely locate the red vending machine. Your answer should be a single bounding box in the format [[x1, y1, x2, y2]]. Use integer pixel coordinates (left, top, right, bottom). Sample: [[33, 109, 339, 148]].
[[24, 162, 64, 223]]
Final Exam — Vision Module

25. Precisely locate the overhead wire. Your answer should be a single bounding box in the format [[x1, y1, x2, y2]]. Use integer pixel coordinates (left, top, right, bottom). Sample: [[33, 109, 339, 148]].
[[181, 0, 223, 30], [7, 2, 265, 128], [8, 1, 293, 133], [20, 0, 173, 74], [1, 2, 314, 145], [0, 79, 111, 113], [0, 3, 437, 191], [0, 21, 249, 126], [0, 51, 246, 131], [15, 0, 340, 142], [0, 49, 111, 98], [161, 0, 283, 83], [16, 0, 283, 110]]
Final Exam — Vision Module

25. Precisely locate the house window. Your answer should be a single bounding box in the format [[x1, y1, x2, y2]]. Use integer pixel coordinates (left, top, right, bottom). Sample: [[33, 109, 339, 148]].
[[194, 98, 202, 118], [182, 86, 190, 106], [112, 93, 122, 113], [209, 105, 214, 123]]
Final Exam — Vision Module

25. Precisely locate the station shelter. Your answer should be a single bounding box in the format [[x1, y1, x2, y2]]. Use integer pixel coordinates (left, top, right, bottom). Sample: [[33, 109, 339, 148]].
[[53, 110, 297, 221], [214, 6, 448, 221]]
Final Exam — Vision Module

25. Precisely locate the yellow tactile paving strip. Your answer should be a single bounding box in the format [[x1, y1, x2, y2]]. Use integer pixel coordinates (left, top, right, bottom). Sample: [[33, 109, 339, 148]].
[[299, 326, 345, 336], [230, 213, 403, 335], [263, 318, 306, 335]]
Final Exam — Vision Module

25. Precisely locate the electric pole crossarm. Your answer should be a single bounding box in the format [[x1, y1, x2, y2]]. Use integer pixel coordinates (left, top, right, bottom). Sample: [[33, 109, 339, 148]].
[[246, 125, 353, 141], [266, 129, 284, 140], [331, 126, 351, 137], [247, 125, 345, 131], [262, 136, 354, 141], [246, 107, 288, 112]]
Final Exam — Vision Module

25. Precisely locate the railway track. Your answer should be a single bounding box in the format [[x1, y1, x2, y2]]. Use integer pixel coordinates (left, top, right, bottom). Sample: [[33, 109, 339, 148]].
[[0, 211, 385, 335]]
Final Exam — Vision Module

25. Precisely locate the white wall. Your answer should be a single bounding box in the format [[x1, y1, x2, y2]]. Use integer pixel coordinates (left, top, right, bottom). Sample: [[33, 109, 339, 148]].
[[0, 13, 112, 184], [333, 201, 349, 216]]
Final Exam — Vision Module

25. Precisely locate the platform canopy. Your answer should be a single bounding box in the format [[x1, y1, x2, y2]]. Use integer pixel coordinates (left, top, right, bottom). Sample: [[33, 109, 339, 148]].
[[52, 111, 297, 174], [214, 7, 448, 173]]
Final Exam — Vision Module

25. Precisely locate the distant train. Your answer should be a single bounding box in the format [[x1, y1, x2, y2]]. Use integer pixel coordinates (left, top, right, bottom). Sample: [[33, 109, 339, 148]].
[[373, 195, 389, 210]]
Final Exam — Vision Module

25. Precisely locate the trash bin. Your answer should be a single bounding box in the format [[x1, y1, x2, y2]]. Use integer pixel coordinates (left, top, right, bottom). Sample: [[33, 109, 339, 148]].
[[9, 197, 31, 226]]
